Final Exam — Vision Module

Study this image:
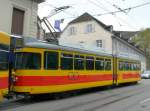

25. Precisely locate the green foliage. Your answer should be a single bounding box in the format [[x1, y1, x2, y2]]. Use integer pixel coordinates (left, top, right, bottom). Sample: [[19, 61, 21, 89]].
[[132, 28, 150, 52]]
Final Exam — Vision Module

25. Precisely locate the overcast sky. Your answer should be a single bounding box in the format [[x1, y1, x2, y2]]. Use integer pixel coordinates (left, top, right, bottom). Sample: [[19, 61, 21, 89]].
[[38, 0, 150, 32]]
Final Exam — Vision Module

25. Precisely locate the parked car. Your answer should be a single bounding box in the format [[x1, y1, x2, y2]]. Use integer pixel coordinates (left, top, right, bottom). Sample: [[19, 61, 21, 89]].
[[141, 71, 150, 79]]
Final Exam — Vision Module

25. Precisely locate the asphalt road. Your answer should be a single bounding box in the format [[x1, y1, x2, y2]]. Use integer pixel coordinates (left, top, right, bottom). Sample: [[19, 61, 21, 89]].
[[1, 79, 150, 111]]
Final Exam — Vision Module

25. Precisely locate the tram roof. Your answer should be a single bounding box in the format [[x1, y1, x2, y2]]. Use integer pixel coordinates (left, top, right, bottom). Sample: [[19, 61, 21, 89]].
[[23, 37, 141, 61], [23, 37, 112, 57], [0, 49, 9, 52], [0, 32, 10, 45]]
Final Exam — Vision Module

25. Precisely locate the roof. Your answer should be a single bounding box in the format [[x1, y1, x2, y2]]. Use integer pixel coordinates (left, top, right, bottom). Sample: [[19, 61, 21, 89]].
[[23, 37, 112, 57], [33, 0, 45, 3], [22, 39, 142, 61], [113, 31, 145, 55], [114, 31, 140, 41], [112, 35, 145, 55], [69, 12, 112, 32], [22, 37, 144, 59]]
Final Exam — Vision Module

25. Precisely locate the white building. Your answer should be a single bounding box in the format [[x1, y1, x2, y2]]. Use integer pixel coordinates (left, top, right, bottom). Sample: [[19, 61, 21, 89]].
[[0, 0, 44, 37], [59, 13, 146, 71], [112, 35, 146, 71], [60, 13, 113, 54]]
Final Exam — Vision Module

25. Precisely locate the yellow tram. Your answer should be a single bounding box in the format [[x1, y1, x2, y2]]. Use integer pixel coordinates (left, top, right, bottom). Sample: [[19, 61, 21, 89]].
[[0, 32, 22, 101], [12, 41, 141, 95], [0, 32, 10, 101]]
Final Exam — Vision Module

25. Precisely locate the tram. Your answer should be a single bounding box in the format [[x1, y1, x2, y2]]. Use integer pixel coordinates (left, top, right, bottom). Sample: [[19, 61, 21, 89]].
[[0, 32, 10, 101], [0, 31, 141, 98], [12, 40, 141, 96], [0, 32, 22, 101]]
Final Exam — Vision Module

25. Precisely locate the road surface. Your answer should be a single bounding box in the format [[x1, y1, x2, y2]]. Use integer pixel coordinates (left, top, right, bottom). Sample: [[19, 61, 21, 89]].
[[1, 79, 150, 111]]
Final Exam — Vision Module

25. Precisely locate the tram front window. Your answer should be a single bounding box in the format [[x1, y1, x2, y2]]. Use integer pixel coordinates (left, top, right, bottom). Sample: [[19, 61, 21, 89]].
[[0, 51, 8, 70], [15, 52, 41, 69]]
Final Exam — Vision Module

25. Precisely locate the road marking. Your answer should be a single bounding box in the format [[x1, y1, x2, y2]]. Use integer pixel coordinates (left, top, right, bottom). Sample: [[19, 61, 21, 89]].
[[140, 98, 150, 104]]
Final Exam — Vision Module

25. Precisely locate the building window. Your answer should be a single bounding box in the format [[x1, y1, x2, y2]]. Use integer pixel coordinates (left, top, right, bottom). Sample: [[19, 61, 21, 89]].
[[85, 24, 95, 33], [96, 40, 103, 48], [68, 27, 76, 35], [11, 8, 25, 35]]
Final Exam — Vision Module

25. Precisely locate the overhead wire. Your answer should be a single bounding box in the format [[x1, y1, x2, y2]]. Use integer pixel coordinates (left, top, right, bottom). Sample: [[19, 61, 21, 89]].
[[88, 0, 123, 27], [91, 0, 150, 30], [40, 2, 76, 17], [88, 0, 137, 29], [41, 1, 150, 18], [101, 0, 148, 29], [87, 0, 110, 12], [39, 1, 150, 30], [95, 1, 150, 16], [94, 0, 124, 26], [40, 1, 150, 20]]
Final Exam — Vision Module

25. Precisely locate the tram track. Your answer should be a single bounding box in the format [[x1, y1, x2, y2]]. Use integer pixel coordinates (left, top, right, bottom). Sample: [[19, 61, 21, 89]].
[[53, 84, 150, 111], [0, 82, 149, 111]]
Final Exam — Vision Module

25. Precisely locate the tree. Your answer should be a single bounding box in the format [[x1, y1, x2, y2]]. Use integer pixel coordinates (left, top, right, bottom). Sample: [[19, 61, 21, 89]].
[[132, 28, 150, 70]]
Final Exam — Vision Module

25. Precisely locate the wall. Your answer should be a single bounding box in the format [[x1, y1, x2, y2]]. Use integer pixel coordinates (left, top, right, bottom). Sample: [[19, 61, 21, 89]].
[[113, 38, 146, 71], [59, 20, 113, 54], [0, 0, 38, 37]]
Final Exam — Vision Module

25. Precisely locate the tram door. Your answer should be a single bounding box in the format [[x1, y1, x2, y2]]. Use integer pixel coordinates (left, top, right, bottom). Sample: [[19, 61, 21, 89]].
[[113, 57, 118, 85], [0, 50, 9, 96]]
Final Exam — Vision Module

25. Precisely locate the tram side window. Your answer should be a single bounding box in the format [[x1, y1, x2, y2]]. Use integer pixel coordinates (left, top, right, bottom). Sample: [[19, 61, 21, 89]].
[[125, 63, 130, 71], [128, 64, 131, 70], [132, 63, 137, 71], [119, 62, 124, 71], [105, 59, 111, 70], [0, 51, 8, 70], [61, 53, 73, 70], [95, 58, 104, 70], [133, 64, 136, 70], [44, 51, 58, 70], [124, 63, 128, 70], [15, 53, 41, 69], [74, 55, 84, 70], [131, 63, 134, 71], [137, 63, 141, 70], [134, 63, 139, 71], [86, 56, 94, 70]]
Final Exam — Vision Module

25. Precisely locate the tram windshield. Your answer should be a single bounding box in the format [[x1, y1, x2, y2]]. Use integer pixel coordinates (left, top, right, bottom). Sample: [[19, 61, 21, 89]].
[[0, 51, 8, 70], [15, 52, 41, 70]]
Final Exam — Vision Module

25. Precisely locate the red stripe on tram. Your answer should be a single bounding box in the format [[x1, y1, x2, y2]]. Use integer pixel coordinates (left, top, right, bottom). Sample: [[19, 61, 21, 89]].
[[0, 77, 8, 89], [123, 73, 140, 79], [14, 74, 113, 86]]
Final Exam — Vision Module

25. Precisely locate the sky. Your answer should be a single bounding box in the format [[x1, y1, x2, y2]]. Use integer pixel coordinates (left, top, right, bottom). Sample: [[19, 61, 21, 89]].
[[38, 0, 150, 32]]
